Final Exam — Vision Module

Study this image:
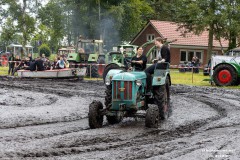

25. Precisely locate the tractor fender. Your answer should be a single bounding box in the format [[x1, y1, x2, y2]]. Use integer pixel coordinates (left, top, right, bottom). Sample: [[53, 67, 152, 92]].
[[152, 72, 170, 86], [213, 62, 240, 76]]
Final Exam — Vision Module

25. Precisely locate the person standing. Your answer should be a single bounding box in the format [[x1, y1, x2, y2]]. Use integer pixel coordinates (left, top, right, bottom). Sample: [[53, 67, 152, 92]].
[[12, 55, 21, 76], [8, 53, 15, 75]]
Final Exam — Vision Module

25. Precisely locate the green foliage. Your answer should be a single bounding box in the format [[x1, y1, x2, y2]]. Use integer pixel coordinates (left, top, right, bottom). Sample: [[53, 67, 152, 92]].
[[38, 44, 51, 57], [38, 0, 65, 53], [119, 0, 154, 41], [49, 54, 57, 61], [1, 0, 38, 48], [1, 18, 16, 44]]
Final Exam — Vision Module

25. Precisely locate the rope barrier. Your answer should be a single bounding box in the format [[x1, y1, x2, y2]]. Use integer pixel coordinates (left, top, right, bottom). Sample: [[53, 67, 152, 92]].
[[0, 59, 205, 69]]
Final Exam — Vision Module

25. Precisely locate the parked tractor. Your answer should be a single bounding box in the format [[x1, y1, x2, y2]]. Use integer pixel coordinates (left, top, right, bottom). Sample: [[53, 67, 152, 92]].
[[89, 62, 171, 128], [67, 37, 106, 78], [211, 55, 240, 86], [102, 44, 138, 82]]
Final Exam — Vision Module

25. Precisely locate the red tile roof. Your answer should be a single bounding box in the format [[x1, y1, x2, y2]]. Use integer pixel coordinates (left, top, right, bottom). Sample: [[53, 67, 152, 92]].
[[150, 20, 228, 48]]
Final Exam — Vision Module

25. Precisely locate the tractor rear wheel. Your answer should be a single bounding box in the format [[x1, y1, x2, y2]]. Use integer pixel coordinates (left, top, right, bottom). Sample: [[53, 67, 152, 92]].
[[145, 105, 159, 128], [102, 63, 120, 83], [88, 100, 104, 129], [213, 64, 238, 86], [153, 76, 170, 120], [89, 56, 105, 78]]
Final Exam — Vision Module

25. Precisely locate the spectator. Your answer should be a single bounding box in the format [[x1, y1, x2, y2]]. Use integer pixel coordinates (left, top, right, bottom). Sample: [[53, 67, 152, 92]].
[[44, 58, 51, 70], [56, 57, 66, 69], [22, 57, 30, 70], [8, 53, 15, 76], [51, 57, 58, 70], [29, 59, 36, 71], [191, 56, 200, 73], [41, 53, 46, 62], [35, 57, 45, 71], [12, 55, 22, 76], [28, 53, 32, 61]]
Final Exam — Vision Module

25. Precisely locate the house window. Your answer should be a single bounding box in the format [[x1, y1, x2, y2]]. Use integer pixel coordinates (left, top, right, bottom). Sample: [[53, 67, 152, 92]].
[[180, 50, 203, 63], [146, 34, 155, 41], [180, 51, 187, 62]]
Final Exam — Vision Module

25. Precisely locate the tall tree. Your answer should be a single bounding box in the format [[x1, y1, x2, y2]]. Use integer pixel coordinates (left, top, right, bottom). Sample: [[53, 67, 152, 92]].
[[119, 0, 154, 41], [173, 0, 240, 58], [38, 0, 65, 53], [1, 0, 39, 55]]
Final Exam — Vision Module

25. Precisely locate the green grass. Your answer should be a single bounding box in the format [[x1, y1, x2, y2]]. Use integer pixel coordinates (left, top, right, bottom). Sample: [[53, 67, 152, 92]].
[[0, 66, 8, 76], [170, 69, 211, 86]]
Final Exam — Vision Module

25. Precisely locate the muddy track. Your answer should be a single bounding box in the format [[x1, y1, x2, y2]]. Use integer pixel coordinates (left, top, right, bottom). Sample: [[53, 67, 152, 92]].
[[0, 79, 239, 159]]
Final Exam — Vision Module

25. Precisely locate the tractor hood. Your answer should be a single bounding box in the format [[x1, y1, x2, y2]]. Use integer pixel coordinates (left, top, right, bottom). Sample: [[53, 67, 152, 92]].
[[112, 71, 146, 81]]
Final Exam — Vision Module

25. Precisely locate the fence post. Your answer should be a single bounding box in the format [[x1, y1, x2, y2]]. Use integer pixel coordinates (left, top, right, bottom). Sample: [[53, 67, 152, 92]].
[[90, 64, 92, 79]]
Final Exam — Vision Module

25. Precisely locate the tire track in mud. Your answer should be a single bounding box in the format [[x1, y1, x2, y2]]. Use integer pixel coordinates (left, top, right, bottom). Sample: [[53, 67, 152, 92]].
[[8, 97, 227, 159], [0, 79, 105, 98], [0, 79, 240, 159]]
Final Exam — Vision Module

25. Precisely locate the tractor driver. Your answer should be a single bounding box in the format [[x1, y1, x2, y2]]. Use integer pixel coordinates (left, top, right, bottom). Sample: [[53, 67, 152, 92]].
[[78, 48, 85, 54], [130, 46, 147, 71], [145, 38, 171, 92]]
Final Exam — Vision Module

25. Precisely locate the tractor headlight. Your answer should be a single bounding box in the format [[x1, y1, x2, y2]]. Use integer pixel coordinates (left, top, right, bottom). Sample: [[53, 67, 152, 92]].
[[105, 76, 112, 86], [136, 80, 142, 86], [105, 78, 111, 85]]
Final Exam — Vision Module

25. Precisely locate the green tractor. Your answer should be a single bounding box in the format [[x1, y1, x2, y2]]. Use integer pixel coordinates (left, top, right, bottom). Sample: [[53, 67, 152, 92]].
[[67, 37, 106, 78], [211, 55, 240, 86], [102, 44, 138, 82], [89, 38, 175, 128]]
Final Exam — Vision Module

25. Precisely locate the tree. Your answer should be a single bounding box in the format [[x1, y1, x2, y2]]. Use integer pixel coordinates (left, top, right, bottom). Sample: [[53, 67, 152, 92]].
[[39, 44, 51, 57], [119, 0, 154, 41], [172, 0, 240, 59], [38, 0, 65, 53], [0, 18, 16, 45], [1, 0, 40, 56]]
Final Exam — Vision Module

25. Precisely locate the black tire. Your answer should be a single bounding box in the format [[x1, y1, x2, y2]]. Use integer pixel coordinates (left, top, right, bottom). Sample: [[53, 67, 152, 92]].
[[145, 105, 159, 128], [213, 64, 238, 86], [102, 63, 120, 83], [89, 56, 106, 78], [153, 76, 170, 120], [104, 86, 122, 124], [88, 100, 104, 129]]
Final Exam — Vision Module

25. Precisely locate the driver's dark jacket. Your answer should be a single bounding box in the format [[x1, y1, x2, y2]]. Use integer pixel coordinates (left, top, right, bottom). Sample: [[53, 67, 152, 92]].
[[131, 54, 147, 71]]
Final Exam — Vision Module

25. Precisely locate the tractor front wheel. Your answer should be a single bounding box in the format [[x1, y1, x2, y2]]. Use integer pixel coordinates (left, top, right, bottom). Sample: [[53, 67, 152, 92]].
[[88, 100, 104, 129], [145, 105, 159, 128], [213, 64, 238, 86]]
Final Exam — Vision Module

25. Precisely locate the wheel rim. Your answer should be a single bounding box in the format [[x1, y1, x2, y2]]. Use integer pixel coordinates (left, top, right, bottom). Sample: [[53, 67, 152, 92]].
[[98, 65, 105, 76], [1, 55, 8, 66], [218, 69, 232, 84]]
